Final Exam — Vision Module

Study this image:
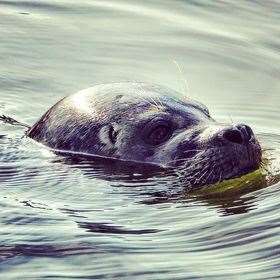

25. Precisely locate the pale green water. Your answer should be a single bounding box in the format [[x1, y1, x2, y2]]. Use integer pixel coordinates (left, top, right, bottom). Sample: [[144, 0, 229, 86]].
[[0, 1, 280, 279]]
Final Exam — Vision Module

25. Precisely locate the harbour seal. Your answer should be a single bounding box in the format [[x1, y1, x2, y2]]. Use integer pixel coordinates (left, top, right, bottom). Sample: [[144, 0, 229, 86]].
[[27, 82, 262, 188]]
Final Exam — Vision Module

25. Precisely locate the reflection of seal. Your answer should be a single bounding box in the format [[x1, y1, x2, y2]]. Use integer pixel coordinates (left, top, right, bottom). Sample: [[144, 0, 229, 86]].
[[27, 82, 262, 188]]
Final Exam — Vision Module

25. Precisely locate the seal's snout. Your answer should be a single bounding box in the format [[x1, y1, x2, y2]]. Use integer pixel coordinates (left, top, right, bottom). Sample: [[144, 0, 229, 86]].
[[222, 124, 255, 145]]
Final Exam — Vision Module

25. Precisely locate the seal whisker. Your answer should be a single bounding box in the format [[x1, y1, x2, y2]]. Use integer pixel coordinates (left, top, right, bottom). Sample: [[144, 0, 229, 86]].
[[262, 147, 274, 152], [166, 153, 206, 165], [156, 95, 164, 108], [172, 59, 189, 95], [137, 96, 158, 109], [218, 170, 223, 184], [203, 168, 215, 186], [197, 167, 210, 185], [149, 96, 162, 110], [182, 149, 204, 153], [138, 84, 162, 110]]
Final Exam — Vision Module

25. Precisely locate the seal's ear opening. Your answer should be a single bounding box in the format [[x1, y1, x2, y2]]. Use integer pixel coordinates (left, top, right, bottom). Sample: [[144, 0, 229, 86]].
[[99, 125, 120, 146], [108, 125, 119, 144]]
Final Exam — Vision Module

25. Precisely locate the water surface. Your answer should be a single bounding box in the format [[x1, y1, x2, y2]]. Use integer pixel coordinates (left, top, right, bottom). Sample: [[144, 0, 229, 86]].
[[1, 0, 280, 279]]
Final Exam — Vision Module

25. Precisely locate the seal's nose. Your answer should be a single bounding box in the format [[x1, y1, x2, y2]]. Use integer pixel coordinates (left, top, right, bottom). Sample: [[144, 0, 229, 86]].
[[222, 124, 254, 145]]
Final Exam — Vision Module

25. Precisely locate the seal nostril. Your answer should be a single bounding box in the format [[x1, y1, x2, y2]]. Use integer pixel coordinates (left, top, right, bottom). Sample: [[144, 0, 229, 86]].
[[244, 125, 253, 139], [236, 124, 254, 142], [223, 129, 243, 144]]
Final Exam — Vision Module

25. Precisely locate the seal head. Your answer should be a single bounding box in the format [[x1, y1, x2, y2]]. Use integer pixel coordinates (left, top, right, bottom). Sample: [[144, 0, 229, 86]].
[[27, 82, 262, 188]]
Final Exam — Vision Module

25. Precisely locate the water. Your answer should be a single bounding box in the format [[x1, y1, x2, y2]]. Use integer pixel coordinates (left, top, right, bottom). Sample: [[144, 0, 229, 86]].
[[1, 0, 280, 279]]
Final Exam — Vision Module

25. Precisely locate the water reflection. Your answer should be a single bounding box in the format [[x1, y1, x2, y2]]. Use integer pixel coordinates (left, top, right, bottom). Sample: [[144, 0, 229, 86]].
[[50, 148, 279, 217]]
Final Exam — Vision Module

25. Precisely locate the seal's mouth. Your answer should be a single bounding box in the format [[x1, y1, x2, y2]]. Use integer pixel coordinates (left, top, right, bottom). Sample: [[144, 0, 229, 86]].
[[221, 143, 262, 180], [176, 141, 262, 189]]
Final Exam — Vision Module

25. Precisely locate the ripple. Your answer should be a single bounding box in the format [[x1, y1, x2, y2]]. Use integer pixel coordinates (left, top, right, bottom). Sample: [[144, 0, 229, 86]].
[[0, 0, 280, 279]]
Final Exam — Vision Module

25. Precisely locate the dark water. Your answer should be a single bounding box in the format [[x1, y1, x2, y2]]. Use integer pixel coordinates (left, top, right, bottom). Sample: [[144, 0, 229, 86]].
[[1, 0, 280, 279]]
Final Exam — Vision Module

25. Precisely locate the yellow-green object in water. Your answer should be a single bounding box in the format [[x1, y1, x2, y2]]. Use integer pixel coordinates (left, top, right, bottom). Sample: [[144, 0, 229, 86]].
[[192, 168, 266, 197]]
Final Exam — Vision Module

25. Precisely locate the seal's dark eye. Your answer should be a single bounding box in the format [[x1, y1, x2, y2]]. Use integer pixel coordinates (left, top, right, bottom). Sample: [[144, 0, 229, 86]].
[[146, 125, 171, 145]]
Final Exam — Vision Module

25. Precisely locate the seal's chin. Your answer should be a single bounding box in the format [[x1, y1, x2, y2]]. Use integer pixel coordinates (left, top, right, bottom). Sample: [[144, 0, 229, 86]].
[[177, 142, 262, 189]]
